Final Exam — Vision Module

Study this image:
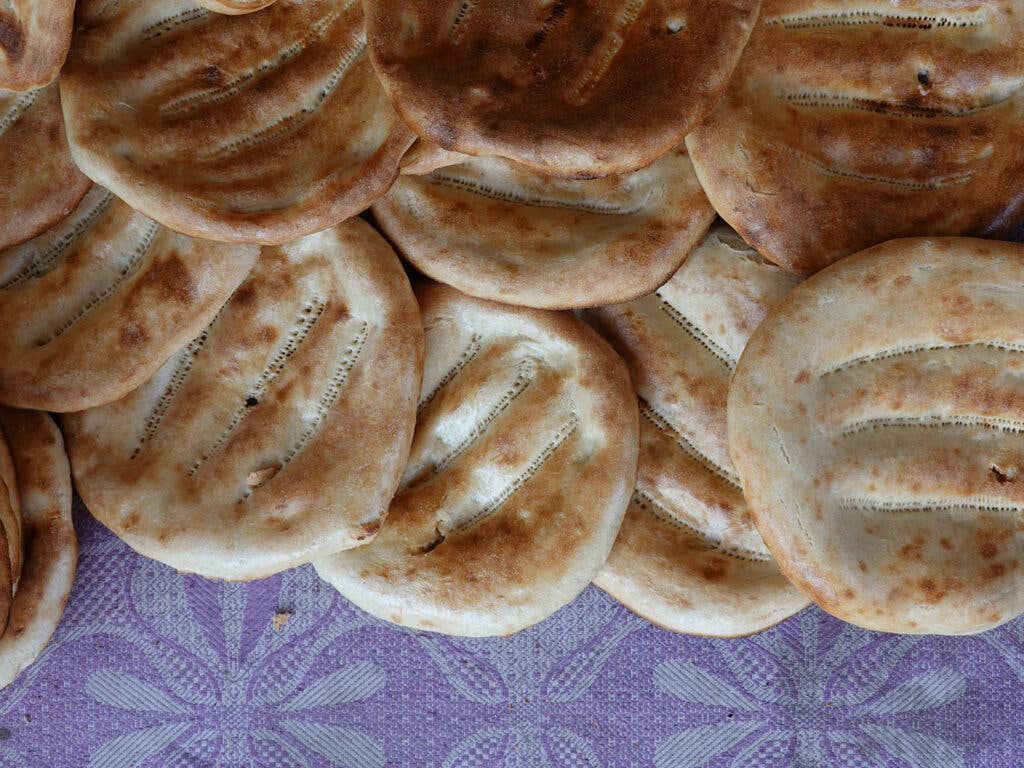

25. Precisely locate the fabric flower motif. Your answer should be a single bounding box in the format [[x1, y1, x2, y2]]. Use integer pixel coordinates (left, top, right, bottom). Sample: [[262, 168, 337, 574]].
[[82, 560, 386, 768], [422, 586, 647, 767], [654, 609, 966, 768]]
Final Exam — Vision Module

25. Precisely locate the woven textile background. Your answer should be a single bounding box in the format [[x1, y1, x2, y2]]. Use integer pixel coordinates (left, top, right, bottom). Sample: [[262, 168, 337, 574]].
[[0, 502, 1021, 767]]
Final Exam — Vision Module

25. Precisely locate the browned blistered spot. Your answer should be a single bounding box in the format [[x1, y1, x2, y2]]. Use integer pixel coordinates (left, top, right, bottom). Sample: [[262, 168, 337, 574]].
[[0, 13, 24, 59], [893, 274, 912, 288], [843, 589, 855, 599], [257, 325, 278, 344], [794, 370, 810, 385], [232, 284, 257, 306], [940, 537, 953, 550], [987, 563, 1007, 580], [201, 65, 223, 84], [333, 304, 351, 323], [989, 612, 1003, 623], [858, 560, 867, 572], [120, 322, 149, 348], [123, 513, 140, 530], [701, 557, 728, 582], [900, 537, 925, 561], [980, 541, 999, 559], [133, 254, 197, 305]]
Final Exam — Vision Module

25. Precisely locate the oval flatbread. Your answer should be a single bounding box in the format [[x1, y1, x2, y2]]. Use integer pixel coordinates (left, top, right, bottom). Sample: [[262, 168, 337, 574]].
[[373, 143, 714, 309], [0, 409, 76, 689], [729, 237, 1024, 634], [64, 219, 422, 581], [0, 418, 21, 590], [687, 0, 1024, 274], [61, 0, 415, 244], [0, 82, 90, 251], [588, 227, 809, 636], [0, 187, 259, 411], [364, 0, 761, 177], [0, 1, 74, 91], [315, 282, 638, 636]]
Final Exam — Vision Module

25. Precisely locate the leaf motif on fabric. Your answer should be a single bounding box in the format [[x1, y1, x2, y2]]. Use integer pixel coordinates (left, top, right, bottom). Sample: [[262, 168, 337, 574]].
[[860, 668, 965, 715], [544, 616, 643, 703], [281, 721, 385, 768], [417, 634, 509, 704], [282, 662, 385, 711], [825, 636, 917, 706], [654, 720, 762, 768], [717, 641, 795, 706], [85, 669, 187, 713], [654, 660, 759, 710], [87, 723, 191, 768], [542, 727, 603, 768], [860, 724, 965, 768]]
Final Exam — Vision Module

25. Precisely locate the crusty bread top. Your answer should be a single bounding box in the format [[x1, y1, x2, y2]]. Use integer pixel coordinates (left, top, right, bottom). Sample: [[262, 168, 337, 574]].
[[0, 1, 74, 91], [589, 226, 808, 636], [64, 219, 423, 581], [0, 409, 76, 690], [316, 282, 638, 636], [0, 82, 90, 251], [687, 0, 1024, 275], [61, 0, 414, 244], [729, 237, 1024, 634], [373, 143, 714, 309], [364, 0, 760, 177], [0, 187, 259, 411]]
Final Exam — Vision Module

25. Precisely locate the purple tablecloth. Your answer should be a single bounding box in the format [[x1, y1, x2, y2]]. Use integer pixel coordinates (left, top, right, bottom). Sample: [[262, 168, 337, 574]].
[[0, 501, 1021, 767]]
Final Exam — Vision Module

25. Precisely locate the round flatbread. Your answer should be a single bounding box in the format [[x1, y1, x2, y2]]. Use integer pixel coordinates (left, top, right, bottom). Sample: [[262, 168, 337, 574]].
[[0, 418, 21, 589], [0, 82, 90, 251], [61, 0, 415, 245], [64, 219, 422, 581], [0, 409, 76, 689], [0, 1, 74, 91], [364, 0, 761, 177], [729, 237, 1024, 635], [687, 0, 1024, 275], [315, 282, 638, 636], [588, 227, 809, 636], [373, 143, 714, 309], [195, 0, 277, 14], [0, 186, 259, 412]]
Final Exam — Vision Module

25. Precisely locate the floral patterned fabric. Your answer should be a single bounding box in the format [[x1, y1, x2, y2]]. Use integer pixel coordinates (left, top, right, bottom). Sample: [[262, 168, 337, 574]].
[[0, 503, 1020, 767]]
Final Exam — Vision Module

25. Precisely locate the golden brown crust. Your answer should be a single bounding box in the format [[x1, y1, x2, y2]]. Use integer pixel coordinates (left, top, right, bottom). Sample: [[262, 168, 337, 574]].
[[687, 0, 1024, 275], [364, 0, 760, 177], [315, 282, 639, 636], [195, 0, 278, 14], [729, 237, 1024, 634], [0, 82, 90, 251], [588, 226, 808, 636], [373, 144, 714, 309], [61, 0, 415, 245], [0, 419, 21, 588], [0, 187, 259, 411], [0, 409, 76, 689], [64, 219, 423, 581], [0, 0, 74, 91]]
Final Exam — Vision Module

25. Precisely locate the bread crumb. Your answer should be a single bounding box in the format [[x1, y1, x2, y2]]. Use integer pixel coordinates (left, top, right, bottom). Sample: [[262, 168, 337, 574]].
[[271, 610, 292, 631]]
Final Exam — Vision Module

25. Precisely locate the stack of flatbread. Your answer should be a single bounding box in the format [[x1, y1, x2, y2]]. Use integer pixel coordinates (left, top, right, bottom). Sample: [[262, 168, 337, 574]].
[[0, 0, 1022, 683]]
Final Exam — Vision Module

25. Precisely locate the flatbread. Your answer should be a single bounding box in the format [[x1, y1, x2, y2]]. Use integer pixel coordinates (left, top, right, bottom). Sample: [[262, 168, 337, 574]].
[[0, 419, 21, 587], [687, 0, 1024, 275], [364, 0, 761, 177], [0, 186, 259, 412], [587, 226, 809, 636], [64, 219, 422, 581], [0, 409, 76, 689], [729, 237, 1024, 635], [373, 143, 714, 309], [61, 0, 415, 245], [195, 0, 277, 14], [0, 1, 74, 91], [315, 282, 638, 636], [0, 82, 90, 251]]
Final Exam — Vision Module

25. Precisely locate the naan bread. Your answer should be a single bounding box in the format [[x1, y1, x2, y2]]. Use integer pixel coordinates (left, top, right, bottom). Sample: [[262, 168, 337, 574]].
[[0, 409, 76, 689], [61, 0, 414, 244], [729, 237, 1024, 634], [687, 0, 1024, 274], [373, 143, 714, 309], [0, 82, 90, 251], [588, 227, 809, 636], [0, 1, 74, 91], [0, 187, 259, 411], [315, 282, 638, 636], [364, 0, 761, 176], [65, 220, 422, 580]]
